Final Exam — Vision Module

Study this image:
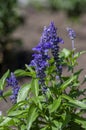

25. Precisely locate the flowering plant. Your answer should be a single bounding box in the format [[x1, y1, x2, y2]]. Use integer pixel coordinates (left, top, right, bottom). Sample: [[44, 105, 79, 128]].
[[0, 22, 86, 130]]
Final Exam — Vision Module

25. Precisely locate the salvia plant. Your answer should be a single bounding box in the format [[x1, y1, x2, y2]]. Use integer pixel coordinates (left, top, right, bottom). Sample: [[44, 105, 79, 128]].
[[0, 22, 86, 130]]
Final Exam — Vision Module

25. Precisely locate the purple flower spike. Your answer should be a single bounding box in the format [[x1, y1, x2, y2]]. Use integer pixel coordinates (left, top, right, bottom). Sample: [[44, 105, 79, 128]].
[[6, 72, 20, 103], [47, 22, 63, 81], [67, 27, 76, 49], [30, 22, 64, 92], [6, 72, 18, 87], [66, 27, 76, 40]]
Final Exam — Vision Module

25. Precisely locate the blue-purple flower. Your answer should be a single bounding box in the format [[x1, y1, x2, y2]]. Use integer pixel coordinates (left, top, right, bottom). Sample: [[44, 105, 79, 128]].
[[30, 22, 63, 92], [66, 27, 76, 40], [30, 53, 48, 93], [6, 72, 20, 103], [45, 22, 63, 80], [66, 27, 76, 49]]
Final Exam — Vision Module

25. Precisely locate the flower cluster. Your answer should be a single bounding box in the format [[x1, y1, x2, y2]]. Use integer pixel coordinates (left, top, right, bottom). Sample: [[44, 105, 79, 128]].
[[30, 46, 49, 93], [30, 22, 63, 92], [6, 72, 20, 103], [46, 22, 63, 81]]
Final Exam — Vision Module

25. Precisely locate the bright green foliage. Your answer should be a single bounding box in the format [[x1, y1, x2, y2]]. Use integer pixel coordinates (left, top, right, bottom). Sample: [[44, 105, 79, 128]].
[[0, 47, 86, 130], [0, 26, 86, 129]]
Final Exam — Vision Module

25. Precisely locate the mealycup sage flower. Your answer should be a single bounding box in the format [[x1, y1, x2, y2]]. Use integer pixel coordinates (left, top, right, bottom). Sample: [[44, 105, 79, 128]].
[[66, 27, 76, 49], [30, 22, 63, 93], [44, 22, 64, 83], [6, 72, 20, 103]]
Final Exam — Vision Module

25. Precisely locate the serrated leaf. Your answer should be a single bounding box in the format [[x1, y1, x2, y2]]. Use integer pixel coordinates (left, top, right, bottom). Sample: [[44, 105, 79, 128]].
[[0, 70, 10, 90], [17, 83, 31, 103], [48, 97, 61, 113]]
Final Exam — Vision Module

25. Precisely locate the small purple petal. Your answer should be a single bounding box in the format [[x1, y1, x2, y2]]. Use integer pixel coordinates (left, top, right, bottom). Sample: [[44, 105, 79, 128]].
[[6, 72, 20, 103], [66, 27, 76, 40]]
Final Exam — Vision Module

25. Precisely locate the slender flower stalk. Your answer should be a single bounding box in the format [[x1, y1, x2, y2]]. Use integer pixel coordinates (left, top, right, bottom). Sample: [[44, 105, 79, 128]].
[[6, 72, 20, 103], [66, 27, 76, 50], [72, 39, 75, 50], [67, 27, 76, 74]]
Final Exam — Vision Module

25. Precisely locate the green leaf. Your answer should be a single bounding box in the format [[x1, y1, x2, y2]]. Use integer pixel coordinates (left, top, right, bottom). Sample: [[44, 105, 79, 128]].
[[80, 50, 86, 55], [0, 70, 10, 90], [31, 79, 39, 96], [52, 120, 62, 130], [62, 112, 71, 128], [0, 117, 13, 126], [25, 64, 36, 78], [14, 69, 32, 77], [27, 106, 38, 130], [60, 75, 77, 91], [74, 50, 86, 59], [48, 97, 61, 113], [0, 90, 11, 101], [8, 110, 26, 117], [25, 64, 34, 73], [32, 96, 43, 110], [61, 48, 71, 58], [21, 125, 27, 130], [40, 126, 48, 130], [62, 94, 86, 109], [7, 100, 29, 114], [17, 83, 31, 103], [74, 115, 86, 129], [4, 90, 11, 97]]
